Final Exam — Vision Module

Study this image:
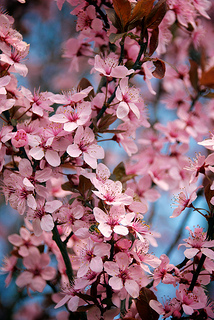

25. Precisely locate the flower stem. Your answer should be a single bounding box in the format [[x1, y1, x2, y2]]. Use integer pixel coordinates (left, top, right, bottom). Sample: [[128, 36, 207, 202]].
[[52, 224, 74, 284]]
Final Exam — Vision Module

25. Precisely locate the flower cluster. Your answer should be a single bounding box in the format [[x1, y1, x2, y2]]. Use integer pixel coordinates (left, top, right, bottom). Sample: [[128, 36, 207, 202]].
[[0, 0, 214, 319]]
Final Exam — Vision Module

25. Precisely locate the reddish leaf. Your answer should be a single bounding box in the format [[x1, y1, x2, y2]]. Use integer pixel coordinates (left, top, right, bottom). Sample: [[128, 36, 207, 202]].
[[77, 78, 94, 100], [152, 59, 166, 79], [200, 66, 214, 89], [146, 0, 168, 29], [105, 8, 122, 31], [78, 175, 93, 195], [98, 114, 117, 132], [129, 0, 155, 24], [204, 183, 214, 210], [109, 32, 126, 43], [112, 0, 131, 30], [149, 27, 159, 56], [136, 287, 159, 320], [189, 59, 199, 91], [113, 161, 126, 181]]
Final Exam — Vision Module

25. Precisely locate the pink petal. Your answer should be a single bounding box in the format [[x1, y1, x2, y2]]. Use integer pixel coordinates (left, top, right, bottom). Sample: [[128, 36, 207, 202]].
[[55, 295, 71, 309], [67, 144, 82, 157], [104, 261, 119, 276], [184, 248, 199, 259], [29, 146, 44, 160], [32, 218, 43, 237], [64, 122, 78, 132], [109, 276, 123, 290], [201, 248, 214, 260], [40, 214, 54, 232], [90, 257, 103, 273], [31, 276, 46, 292], [93, 207, 107, 223], [83, 153, 97, 169], [113, 225, 129, 235], [16, 271, 32, 287], [41, 266, 56, 280], [45, 149, 60, 167], [67, 295, 80, 312], [116, 102, 129, 119], [8, 234, 23, 246], [125, 279, 139, 298], [45, 200, 62, 213]]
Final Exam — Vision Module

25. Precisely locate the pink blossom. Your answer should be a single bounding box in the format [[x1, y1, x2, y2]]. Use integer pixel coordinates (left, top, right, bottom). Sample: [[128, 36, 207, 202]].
[[178, 226, 214, 260], [50, 86, 93, 105], [80, 162, 111, 185], [104, 252, 149, 298], [16, 247, 56, 292], [93, 206, 135, 237], [76, 5, 103, 32], [29, 138, 61, 167], [176, 284, 207, 315], [20, 86, 54, 117], [93, 179, 133, 206], [50, 101, 91, 132], [0, 14, 27, 54], [131, 239, 161, 274], [128, 215, 160, 246], [116, 77, 141, 119], [54, 279, 86, 312], [0, 255, 17, 287], [67, 126, 104, 169], [76, 238, 111, 277], [113, 121, 138, 156], [153, 254, 179, 287], [0, 46, 29, 77], [94, 53, 133, 78], [8, 227, 43, 257], [170, 186, 200, 218], [11, 129, 28, 148], [185, 153, 214, 184], [150, 297, 181, 318], [2, 172, 35, 215], [27, 198, 62, 236], [18, 158, 52, 198]]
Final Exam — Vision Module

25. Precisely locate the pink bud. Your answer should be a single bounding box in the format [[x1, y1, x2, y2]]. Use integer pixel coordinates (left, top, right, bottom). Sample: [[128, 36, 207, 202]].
[[11, 129, 28, 148]]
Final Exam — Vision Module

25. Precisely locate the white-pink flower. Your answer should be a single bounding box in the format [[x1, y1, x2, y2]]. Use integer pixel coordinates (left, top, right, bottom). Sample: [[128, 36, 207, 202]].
[[93, 206, 135, 237], [170, 186, 200, 218], [178, 226, 214, 260], [116, 77, 141, 119], [94, 53, 133, 78], [27, 198, 62, 236], [76, 238, 111, 277], [176, 284, 207, 315], [16, 247, 56, 292], [93, 179, 133, 206], [8, 226, 43, 257], [104, 252, 149, 298], [49, 101, 91, 132], [67, 126, 104, 169]]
